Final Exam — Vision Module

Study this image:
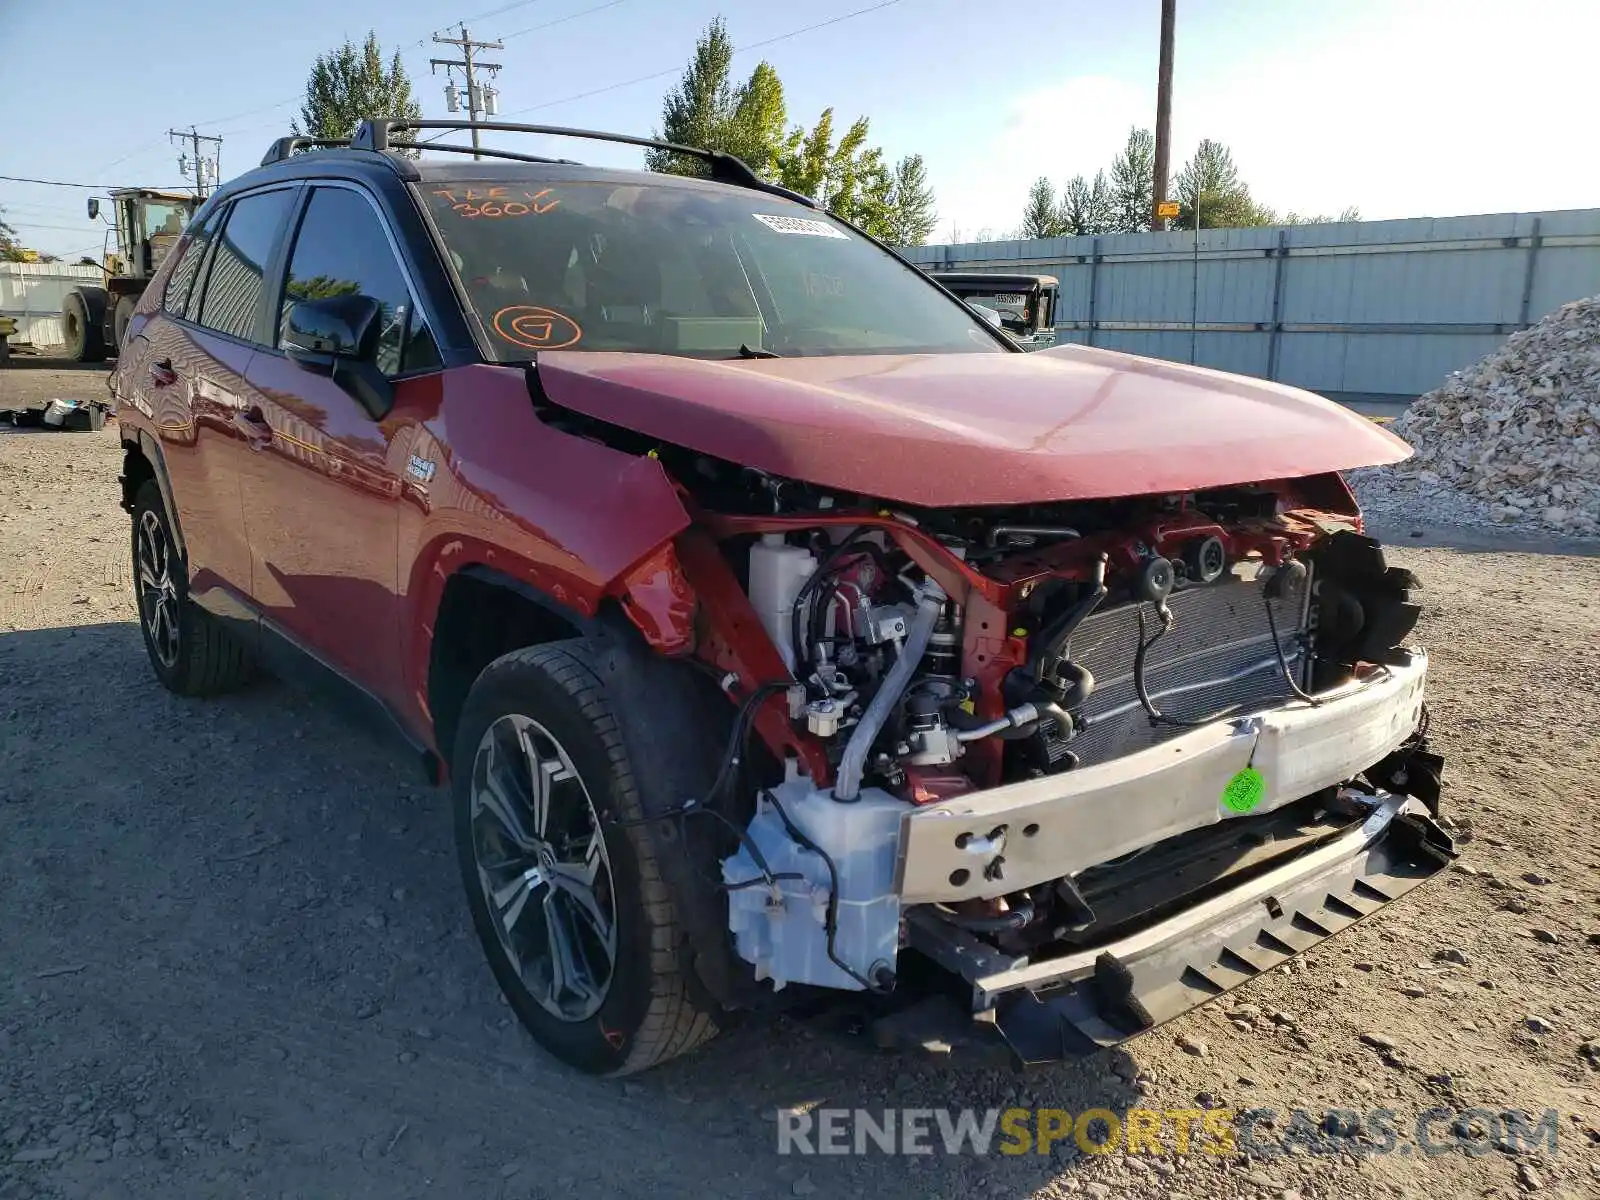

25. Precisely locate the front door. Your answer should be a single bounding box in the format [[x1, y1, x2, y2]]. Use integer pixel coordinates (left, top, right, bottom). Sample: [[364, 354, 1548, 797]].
[[239, 184, 442, 710]]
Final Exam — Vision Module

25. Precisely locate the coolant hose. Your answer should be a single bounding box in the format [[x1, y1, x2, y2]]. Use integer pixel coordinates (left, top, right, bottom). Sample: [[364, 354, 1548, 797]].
[[833, 579, 947, 802]]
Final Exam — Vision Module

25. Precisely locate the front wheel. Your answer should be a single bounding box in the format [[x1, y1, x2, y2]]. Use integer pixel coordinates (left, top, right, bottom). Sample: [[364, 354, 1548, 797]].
[[452, 642, 719, 1075]]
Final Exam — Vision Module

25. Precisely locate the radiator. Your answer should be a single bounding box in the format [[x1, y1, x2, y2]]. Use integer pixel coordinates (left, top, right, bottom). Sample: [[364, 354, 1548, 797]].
[[1048, 570, 1311, 769]]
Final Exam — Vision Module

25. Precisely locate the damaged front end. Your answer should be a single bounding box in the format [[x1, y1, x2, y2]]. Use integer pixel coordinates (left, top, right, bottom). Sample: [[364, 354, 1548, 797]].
[[586, 423, 1451, 1065]]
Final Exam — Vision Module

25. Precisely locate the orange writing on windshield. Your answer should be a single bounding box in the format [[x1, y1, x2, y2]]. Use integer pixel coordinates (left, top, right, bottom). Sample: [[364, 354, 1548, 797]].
[[432, 187, 559, 219]]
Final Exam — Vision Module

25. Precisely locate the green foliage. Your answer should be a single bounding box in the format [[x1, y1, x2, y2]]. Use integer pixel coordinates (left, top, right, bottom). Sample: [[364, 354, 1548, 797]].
[[1060, 170, 1115, 236], [645, 17, 743, 176], [723, 62, 788, 178], [649, 18, 935, 244], [1109, 127, 1154, 233], [1024, 132, 1357, 237], [1020, 178, 1064, 238], [1172, 140, 1265, 229], [294, 32, 422, 157], [880, 155, 938, 247], [0, 205, 24, 262], [1275, 205, 1363, 225]]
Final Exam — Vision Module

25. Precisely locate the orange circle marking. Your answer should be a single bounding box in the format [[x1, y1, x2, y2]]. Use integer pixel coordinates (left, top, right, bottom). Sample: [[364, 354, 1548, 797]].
[[491, 305, 582, 351]]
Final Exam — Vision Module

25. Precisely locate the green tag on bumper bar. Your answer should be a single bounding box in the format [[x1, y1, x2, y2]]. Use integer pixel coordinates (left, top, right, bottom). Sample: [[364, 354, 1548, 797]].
[[1221, 766, 1265, 814]]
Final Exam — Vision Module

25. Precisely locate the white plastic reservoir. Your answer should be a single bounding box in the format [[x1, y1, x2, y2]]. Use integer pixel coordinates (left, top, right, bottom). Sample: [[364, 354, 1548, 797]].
[[747, 534, 816, 671], [723, 779, 907, 991]]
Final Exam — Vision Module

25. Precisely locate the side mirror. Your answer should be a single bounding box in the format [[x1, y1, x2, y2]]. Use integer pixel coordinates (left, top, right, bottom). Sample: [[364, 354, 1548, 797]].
[[284, 294, 393, 418], [86, 198, 100, 221], [285, 293, 381, 360]]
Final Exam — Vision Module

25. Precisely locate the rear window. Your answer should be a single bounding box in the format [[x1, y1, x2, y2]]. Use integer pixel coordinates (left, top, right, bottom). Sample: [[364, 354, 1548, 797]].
[[421, 179, 1002, 361]]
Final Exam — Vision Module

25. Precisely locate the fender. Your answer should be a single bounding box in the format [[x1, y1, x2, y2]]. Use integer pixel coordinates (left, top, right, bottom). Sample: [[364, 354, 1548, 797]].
[[119, 425, 187, 563], [399, 364, 695, 742]]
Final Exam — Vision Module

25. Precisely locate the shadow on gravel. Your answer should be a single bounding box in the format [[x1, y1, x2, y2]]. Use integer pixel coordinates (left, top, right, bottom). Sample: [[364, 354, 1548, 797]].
[[0, 355, 117, 371], [1367, 520, 1600, 558], [1, 621, 1127, 1199]]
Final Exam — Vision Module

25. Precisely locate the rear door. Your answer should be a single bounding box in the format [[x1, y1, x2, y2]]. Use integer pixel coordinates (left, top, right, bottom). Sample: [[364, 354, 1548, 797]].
[[239, 182, 443, 708], [128, 187, 297, 608]]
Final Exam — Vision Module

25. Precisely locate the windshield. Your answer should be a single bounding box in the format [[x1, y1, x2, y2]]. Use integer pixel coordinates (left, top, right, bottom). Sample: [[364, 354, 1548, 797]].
[[141, 200, 190, 239], [421, 179, 1004, 360]]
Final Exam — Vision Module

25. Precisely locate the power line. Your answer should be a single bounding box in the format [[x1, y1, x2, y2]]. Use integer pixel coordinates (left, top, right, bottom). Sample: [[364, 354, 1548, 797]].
[[7, 221, 99, 233], [0, 174, 192, 190], [501, 0, 905, 117], [502, 0, 626, 41], [461, 0, 546, 22]]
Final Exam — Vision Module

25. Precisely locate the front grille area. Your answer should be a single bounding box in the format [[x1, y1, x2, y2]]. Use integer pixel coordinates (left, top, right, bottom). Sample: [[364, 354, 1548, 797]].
[[1052, 571, 1310, 768]]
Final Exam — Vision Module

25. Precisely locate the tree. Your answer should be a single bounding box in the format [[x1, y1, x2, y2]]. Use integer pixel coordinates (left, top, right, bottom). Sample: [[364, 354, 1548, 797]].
[[1277, 205, 1363, 225], [646, 17, 738, 175], [880, 155, 937, 247], [647, 18, 937, 243], [1020, 178, 1064, 238], [1109, 127, 1154, 233], [0, 205, 24, 262], [722, 61, 788, 178], [294, 32, 422, 156], [1059, 170, 1114, 235], [1172, 140, 1270, 229]]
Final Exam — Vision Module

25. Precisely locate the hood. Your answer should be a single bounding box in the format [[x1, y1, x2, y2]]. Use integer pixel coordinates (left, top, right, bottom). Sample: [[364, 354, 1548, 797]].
[[534, 343, 1411, 507]]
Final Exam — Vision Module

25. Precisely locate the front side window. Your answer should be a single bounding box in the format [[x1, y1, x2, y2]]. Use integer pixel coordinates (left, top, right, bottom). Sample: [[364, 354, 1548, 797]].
[[197, 189, 294, 342], [278, 187, 438, 377], [421, 179, 1004, 360]]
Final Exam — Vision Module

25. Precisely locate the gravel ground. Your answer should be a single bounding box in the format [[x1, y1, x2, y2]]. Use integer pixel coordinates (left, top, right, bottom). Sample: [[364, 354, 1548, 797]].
[[2, 367, 1598, 1199]]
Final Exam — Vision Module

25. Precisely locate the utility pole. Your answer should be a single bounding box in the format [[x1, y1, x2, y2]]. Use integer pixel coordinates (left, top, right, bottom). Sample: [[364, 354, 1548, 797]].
[[1151, 0, 1176, 230], [431, 24, 503, 160], [168, 126, 223, 198]]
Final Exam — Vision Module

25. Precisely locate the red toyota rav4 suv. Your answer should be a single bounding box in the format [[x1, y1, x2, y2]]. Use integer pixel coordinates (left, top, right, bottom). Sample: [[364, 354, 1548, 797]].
[[113, 120, 1450, 1076]]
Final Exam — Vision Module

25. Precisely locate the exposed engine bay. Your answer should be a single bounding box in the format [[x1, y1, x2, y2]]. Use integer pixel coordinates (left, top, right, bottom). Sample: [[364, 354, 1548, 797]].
[[620, 450, 1453, 1055], [530, 381, 1454, 1058]]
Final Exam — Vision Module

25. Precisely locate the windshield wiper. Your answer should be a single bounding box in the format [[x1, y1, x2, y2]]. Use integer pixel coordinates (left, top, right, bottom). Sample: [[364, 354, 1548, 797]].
[[736, 343, 781, 359]]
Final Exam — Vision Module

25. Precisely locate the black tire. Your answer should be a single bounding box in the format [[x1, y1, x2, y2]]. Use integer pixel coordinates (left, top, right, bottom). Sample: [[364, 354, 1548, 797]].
[[130, 479, 255, 696], [62, 290, 107, 363], [112, 295, 136, 355], [453, 641, 719, 1075]]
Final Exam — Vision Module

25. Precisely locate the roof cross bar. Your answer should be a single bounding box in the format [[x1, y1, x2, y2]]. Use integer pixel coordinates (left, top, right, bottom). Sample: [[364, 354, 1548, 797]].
[[260, 136, 352, 166]]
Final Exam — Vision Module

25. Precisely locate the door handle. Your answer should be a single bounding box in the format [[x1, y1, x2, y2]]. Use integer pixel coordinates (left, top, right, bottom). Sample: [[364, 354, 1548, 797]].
[[233, 406, 272, 448], [148, 358, 177, 387]]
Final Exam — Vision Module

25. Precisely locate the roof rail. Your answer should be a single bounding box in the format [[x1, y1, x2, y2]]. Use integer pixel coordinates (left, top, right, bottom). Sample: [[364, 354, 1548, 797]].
[[350, 119, 817, 208], [260, 136, 352, 167]]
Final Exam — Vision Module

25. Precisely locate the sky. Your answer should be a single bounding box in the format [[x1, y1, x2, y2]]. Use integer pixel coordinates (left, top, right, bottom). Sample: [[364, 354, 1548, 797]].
[[3, 0, 1598, 259]]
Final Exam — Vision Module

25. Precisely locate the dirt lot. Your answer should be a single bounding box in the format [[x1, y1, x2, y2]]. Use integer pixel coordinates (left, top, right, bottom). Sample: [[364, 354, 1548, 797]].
[[2, 366, 1598, 1200]]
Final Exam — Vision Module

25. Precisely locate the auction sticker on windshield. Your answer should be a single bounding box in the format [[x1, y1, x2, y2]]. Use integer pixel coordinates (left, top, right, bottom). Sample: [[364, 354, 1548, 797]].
[[753, 213, 850, 239]]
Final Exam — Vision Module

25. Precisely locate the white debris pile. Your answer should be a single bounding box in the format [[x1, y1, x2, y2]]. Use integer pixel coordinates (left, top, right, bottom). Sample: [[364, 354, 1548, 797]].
[[1385, 296, 1600, 536]]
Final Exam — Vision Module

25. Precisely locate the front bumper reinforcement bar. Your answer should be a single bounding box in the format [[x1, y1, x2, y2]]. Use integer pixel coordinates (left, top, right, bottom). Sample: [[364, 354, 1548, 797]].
[[904, 789, 1455, 1065]]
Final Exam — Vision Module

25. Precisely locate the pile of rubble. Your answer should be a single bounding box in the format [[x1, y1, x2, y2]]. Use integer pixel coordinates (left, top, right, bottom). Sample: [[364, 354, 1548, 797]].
[[1385, 296, 1600, 536]]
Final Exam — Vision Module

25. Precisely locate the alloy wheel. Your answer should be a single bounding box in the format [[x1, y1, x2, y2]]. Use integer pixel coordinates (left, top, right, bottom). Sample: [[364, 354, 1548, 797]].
[[136, 509, 180, 669], [470, 714, 618, 1022]]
